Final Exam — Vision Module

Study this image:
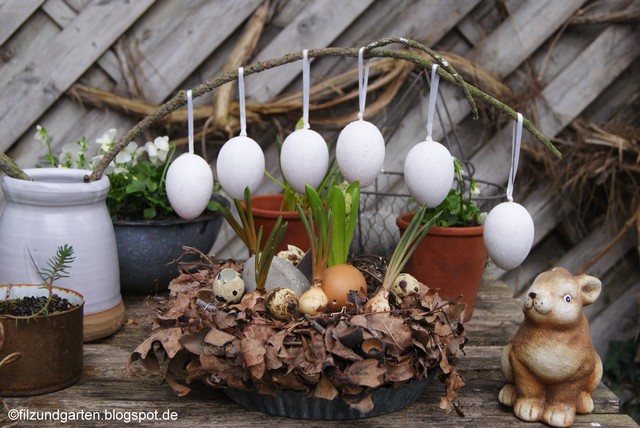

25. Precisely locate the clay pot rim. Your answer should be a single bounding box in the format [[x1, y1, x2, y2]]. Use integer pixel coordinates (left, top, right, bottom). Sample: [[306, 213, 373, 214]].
[[396, 212, 484, 237], [0, 284, 85, 320], [248, 194, 302, 220]]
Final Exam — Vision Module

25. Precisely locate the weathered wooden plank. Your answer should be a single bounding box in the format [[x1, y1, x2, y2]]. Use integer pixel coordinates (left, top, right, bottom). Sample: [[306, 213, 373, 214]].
[[311, 0, 480, 80], [0, 0, 155, 153], [591, 279, 640, 358], [470, 0, 588, 76], [0, 0, 44, 46], [41, 0, 122, 82], [247, 0, 375, 102], [129, 0, 262, 104]]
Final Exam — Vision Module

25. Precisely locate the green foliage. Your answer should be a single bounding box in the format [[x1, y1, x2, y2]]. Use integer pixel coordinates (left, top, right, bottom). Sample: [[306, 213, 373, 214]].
[[254, 216, 287, 292], [35, 125, 220, 220], [383, 206, 440, 291], [424, 159, 481, 227], [214, 188, 287, 291], [107, 158, 174, 220], [298, 184, 332, 282], [328, 182, 360, 267], [38, 244, 75, 285]]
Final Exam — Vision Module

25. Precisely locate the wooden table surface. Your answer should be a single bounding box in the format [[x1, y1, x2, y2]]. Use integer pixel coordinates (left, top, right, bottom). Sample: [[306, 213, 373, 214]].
[[3, 280, 637, 427]]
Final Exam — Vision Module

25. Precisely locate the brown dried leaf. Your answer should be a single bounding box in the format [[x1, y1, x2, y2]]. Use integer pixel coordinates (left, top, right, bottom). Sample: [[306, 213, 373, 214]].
[[439, 368, 465, 413], [385, 357, 416, 383], [204, 328, 236, 347], [341, 359, 385, 388], [130, 327, 183, 360], [158, 293, 191, 321], [0, 322, 4, 350], [313, 375, 339, 400], [366, 313, 413, 351], [179, 328, 211, 355], [342, 394, 374, 413], [325, 325, 363, 361]]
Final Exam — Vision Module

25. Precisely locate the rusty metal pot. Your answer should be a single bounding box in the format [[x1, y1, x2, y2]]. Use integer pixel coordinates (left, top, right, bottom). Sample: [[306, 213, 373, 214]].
[[0, 284, 84, 396]]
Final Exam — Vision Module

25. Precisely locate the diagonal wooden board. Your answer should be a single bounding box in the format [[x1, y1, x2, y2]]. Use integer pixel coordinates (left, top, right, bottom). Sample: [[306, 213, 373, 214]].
[[0, 0, 156, 153]]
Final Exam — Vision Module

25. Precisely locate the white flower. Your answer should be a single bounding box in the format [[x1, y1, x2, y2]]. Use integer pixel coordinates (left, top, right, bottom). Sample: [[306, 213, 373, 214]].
[[478, 212, 487, 225], [58, 143, 81, 168], [470, 180, 481, 196], [90, 155, 116, 175], [95, 128, 117, 153], [145, 136, 170, 165], [34, 125, 49, 147], [115, 151, 132, 165]]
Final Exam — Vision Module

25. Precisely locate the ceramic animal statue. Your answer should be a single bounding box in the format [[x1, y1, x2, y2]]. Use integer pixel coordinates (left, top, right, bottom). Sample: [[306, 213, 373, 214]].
[[498, 267, 602, 427]]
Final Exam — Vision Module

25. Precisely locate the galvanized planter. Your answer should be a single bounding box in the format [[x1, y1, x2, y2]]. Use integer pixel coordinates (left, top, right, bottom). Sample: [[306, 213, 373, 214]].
[[112, 195, 228, 295], [0, 284, 84, 396]]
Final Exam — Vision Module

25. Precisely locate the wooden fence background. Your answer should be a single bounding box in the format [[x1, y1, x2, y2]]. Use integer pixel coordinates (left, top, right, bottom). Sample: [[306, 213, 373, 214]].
[[0, 0, 638, 360]]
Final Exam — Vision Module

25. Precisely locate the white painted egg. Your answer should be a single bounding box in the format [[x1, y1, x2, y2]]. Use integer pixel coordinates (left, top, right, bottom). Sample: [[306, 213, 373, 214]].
[[483, 201, 535, 270], [165, 153, 214, 220], [280, 128, 329, 194], [216, 136, 265, 199], [336, 119, 385, 187], [404, 138, 454, 207]]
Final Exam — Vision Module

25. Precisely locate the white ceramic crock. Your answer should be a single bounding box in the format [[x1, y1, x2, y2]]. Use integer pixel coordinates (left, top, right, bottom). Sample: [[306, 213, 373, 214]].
[[0, 168, 124, 341]]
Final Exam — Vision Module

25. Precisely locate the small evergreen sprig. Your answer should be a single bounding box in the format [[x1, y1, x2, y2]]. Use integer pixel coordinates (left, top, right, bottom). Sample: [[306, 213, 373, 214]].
[[3, 245, 75, 320]]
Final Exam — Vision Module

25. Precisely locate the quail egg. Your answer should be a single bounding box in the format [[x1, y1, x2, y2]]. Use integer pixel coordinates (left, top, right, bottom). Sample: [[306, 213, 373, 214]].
[[265, 287, 299, 321], [212, 268, 245, 304]]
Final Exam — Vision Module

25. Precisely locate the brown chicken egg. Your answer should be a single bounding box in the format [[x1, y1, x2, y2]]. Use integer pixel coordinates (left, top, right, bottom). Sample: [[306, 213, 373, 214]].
[[321, 264, 367, 312]]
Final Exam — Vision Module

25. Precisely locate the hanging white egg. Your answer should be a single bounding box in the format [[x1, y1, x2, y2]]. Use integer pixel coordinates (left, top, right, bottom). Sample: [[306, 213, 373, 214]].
[[216, 136, 265, 199], [404, 138, 454, 207], [165, 153, 214, 220], [336, 119, 385, 187], [483, 201, 535, 270], [280, 128, 329, 194]]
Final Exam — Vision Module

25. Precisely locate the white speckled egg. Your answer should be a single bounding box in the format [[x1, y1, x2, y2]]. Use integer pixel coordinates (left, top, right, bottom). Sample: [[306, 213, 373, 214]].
[[336, 119, 385, 187], [483, 201, 535, 270], [212, 268, 245, 304], [404, 138, 454, 207], [166, 153, 214, 220], [280, 128, 329, 194], [216, 136, 265, 199]]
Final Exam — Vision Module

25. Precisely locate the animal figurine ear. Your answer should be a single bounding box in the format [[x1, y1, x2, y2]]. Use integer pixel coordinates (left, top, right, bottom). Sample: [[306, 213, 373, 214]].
[[576, 274, 601, 306]]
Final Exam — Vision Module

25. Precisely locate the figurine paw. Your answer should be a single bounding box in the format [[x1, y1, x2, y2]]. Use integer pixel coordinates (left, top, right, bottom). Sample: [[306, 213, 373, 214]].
[[498, 384, 517, 407], [576, 391, 594, 414], [514, 398, 544, 422], [542, 404, 575, 427]]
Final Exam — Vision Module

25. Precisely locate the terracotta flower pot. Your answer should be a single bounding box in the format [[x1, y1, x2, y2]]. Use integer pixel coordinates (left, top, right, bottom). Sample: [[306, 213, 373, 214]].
[[250, 194, 309, 253], [396, 213, 487, 321], [0, 284, 84, 396]]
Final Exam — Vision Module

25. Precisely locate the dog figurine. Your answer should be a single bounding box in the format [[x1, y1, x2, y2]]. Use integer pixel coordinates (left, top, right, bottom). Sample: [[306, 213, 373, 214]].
[[499, 267, 602, 427]]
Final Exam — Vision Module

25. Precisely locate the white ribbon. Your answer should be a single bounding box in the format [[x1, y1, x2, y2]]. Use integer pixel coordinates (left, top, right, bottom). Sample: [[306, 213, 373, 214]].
[[426, 64, 440, 140], [358, 47, 370, 120], [506, 112, 524, 202], [238, 67, 247, 137], [187, 89, 194, 154], [302, 49, 310, 129]]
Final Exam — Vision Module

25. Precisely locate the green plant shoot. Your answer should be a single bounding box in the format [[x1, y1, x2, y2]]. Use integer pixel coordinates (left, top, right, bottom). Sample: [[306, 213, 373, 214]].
[[328, 181, 360, 267], [382, 206, 441, 292], [254, 216, 287, 291], [214, 187, 287, 292], [297, 184, 332, 283]]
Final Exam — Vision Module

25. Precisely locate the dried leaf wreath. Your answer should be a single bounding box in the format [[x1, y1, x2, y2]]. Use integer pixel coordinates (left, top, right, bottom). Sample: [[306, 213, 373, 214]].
[[130, 251, 467, 414]]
